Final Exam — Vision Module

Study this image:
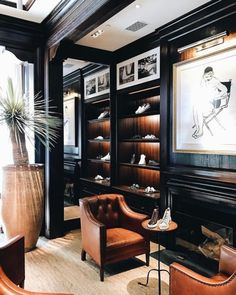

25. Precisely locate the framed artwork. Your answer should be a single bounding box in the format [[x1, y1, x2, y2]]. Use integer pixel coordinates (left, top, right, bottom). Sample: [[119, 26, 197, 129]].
[[173, 46, 236, 155], [117, 47, 160, 90], [64, 97, 78, 146], [84, 69, 110, 99]]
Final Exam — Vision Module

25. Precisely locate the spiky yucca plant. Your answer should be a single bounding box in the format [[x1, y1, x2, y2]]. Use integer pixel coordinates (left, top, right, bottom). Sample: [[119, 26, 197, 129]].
[[0, 77, 61, 165]]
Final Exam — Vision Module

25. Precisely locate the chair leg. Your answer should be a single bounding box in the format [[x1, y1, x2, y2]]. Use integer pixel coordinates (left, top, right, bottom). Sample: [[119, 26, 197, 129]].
[[100, 266, 104, 282], [19, 280, 24, 288], [146, 252, 150, 266], [81, 249, 86, 261]]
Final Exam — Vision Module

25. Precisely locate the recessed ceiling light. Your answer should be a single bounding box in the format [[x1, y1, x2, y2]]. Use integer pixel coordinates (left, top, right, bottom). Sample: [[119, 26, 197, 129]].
[[135, 4, 141, 9], [91, 29, 104, 38]]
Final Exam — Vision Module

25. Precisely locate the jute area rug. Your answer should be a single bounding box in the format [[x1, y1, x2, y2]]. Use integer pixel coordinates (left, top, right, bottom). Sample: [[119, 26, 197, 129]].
[[25, 229, 170, 295]]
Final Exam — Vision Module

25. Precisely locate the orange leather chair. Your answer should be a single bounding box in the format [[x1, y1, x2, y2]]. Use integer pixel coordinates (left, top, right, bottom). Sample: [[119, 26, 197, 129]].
[[170, 244, 236, 295], [0, 235, 25, 287], [79, 194, 150, 281], [0, 267, 73, 295]]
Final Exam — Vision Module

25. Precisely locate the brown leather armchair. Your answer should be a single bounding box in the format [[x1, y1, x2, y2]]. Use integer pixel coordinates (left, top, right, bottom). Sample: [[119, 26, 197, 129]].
[[0, 235, 25, 287], [79, 194, 150, 281], [170, 244, 236, 295], [0, 267, 73, 295]]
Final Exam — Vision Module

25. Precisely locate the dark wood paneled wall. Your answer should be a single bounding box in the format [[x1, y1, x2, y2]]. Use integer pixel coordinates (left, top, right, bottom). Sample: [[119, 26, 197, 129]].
[[159, 0, 236, 245]]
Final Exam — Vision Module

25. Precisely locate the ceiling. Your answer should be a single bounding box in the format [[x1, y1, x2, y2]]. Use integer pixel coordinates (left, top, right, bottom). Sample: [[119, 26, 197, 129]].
[[0, 0, 62, 23], [77, 0, 212, 52], [0, 0, 212, 74]]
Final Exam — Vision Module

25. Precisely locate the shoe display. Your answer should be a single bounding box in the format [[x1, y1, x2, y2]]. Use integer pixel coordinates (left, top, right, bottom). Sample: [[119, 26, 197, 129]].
[[143, 134, 157, 139], [144, 186, 157, 193], [96, 154, 103, 160], [130, 153, 136, 164], [94, 135, 104, 140], [135, 103, 151, 114], [98, 110, 109, 119], [101, 152, 110, 161], [130, 183, 140, 190], [94, 175, 104, 180], [158, 207, 171, 230], [138, 154, 146, 165], [148, 160, 159, 166], [132, 134, 142, 139], [147, 208, 159, 228]]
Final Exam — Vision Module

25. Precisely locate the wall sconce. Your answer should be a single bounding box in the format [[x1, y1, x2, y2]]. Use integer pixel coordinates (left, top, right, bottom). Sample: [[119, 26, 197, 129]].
[[177, 31, 228, 53]]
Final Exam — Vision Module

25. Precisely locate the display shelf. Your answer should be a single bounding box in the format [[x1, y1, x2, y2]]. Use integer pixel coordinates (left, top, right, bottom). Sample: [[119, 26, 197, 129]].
[[113, 185, 160, 200], [119, 162, 160, 170]]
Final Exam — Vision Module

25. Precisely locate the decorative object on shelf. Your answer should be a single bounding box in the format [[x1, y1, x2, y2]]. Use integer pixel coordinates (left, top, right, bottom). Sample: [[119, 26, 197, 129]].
[[135, 102, 151, 114], [0, 77, 61, 252], [173, 46, 236, 154], [138, 154, 146, 165], [130, 153, 136, 164], [101, 152, 110, 161], [84, 68, 110, 99], [98, 110, 109, 119], [147, 208, 159, 228], [132, 134, 142, 139], [117, 47, 160, 90]]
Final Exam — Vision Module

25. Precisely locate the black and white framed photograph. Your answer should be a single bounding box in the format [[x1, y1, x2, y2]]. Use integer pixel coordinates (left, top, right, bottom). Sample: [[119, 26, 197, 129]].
[[84, 69, 110, 99], [64, 97, 78, 146], [116, 47, 160, 90], [85, 77, 96, 97], [173, 46, 236, 155], [138, 53, 157, 79], [119, 62, 135, 85], [97, 70, 110, 94]]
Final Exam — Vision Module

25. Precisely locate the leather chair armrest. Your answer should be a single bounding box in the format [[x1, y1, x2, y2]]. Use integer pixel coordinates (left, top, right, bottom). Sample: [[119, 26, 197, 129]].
[[219, 244, 236, 276], [0, 267, 73, 295], [0, 235, 25, 287], [118, 196, 149, 236], [79, 199, 106, 265], [170, 262, 236, 295]]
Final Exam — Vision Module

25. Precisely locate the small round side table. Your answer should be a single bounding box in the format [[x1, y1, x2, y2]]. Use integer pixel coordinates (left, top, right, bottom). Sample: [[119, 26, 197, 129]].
[[139, 219, 178, 295]]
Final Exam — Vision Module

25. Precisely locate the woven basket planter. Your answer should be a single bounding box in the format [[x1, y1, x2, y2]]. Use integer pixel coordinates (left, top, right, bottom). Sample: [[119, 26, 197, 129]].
[[1, 164, 44, 252]]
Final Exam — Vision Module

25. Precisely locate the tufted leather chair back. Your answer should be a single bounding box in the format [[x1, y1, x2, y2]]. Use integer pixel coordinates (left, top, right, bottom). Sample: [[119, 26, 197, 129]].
[[87, 194, 121, 228]]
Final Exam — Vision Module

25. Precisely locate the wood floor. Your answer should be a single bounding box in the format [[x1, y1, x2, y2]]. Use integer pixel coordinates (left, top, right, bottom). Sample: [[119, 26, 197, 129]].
[[25, 229, 170, 295]]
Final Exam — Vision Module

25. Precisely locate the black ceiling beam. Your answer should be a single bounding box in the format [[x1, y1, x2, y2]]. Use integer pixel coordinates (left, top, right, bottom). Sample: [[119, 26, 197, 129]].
[[44, 0, 135, 48]]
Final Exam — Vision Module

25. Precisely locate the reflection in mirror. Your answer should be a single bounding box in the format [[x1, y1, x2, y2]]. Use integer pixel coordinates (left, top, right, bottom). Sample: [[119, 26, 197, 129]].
[[0, 46, 34, 192]]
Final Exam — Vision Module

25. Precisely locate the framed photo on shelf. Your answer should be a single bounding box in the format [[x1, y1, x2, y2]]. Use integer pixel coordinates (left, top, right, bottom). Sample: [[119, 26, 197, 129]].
[[173, 46, 236, 155], [84, 68, 110, 99], [116, 47, 160, 90], [64, 97, 78, 146]]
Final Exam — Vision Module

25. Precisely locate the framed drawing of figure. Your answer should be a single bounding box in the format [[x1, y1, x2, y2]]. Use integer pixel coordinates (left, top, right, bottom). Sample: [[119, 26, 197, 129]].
[[64, 97, 78, 146], [173, 46, 236, 155]]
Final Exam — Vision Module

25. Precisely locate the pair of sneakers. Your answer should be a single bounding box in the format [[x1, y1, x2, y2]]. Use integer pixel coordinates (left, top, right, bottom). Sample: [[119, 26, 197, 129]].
[[147, 207, 172, 229], [135, 103, 151, 114]]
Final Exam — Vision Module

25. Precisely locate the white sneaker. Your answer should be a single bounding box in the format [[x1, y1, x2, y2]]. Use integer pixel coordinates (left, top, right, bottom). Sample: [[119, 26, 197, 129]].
[[95, 175, 104, 180], [135, 106, 143, 114], [138, 154, 146, 165], [101, 152, 110, 161], [98, 111, 109, 119], [140, 103, 151, 114], [158, 207, 171, 230], [144, 186, 157, 193], [143, 134, 157, 139], [94, 136, 104, 140]]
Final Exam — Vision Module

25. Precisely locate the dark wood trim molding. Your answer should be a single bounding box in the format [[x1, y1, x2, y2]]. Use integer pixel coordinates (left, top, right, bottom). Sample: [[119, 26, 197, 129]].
[[43, 0, 135, 48]]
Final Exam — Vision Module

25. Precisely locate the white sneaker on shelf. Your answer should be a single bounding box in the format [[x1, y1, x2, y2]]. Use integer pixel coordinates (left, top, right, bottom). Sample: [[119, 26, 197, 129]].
[[138, 154, 146, 165], [98, 110, 109, 119], [135, 106, 143, 114], [101, 152, 110, 161], [139, 103, 151, 114], [94, 136, 104, 140], [158, 207, 171, 230], [94, 175, 104, 180]]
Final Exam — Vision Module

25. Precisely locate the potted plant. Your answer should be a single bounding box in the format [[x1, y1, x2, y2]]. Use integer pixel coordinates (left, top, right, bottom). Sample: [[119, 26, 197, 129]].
[[0, 77, 61, 251]]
